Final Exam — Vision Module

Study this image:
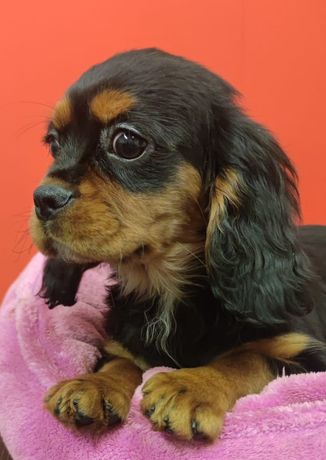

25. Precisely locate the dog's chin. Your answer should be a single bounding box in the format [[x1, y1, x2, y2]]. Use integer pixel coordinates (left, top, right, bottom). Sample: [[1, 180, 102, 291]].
[[31, 218, 146, 267], [33, 236, 102, 265], [49, 241, 102, 265]]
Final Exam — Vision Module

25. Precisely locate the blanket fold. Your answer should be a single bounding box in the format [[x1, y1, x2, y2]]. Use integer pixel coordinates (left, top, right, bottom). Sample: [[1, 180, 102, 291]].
[[0, 254, 325, 460]]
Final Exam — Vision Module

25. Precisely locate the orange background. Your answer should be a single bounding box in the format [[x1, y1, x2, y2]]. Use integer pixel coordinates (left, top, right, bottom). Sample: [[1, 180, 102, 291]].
[[1, 0, 326, 300]]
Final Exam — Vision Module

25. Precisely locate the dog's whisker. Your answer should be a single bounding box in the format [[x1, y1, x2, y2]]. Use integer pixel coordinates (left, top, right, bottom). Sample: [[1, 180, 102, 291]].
[[19, 100, 54, 110], [12, 232, 34, 258], [15, 120, 47, 137]]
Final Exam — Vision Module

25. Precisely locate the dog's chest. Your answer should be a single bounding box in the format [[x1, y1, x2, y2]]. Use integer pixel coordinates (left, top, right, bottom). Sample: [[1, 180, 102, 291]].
[[105, 285, 240, 368]]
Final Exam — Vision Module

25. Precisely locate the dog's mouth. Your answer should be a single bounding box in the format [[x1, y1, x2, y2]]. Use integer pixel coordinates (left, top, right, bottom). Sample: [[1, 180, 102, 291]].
[[29, 210, 105, 264], [29, 208, 152, 266], [50, 240, 149, 265]]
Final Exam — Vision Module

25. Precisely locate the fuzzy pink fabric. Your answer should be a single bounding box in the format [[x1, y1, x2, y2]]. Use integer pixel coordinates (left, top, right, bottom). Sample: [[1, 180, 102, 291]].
[[0, 253, 326, 460]]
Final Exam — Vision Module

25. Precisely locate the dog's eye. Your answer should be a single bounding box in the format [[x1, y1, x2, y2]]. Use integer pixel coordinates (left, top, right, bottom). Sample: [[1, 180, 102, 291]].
[[44, 132, 60, 156], [112, 130, 147, 159]]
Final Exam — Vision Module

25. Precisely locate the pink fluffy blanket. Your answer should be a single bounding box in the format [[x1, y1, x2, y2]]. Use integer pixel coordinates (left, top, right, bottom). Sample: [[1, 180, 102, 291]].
[[0, 254, 326, 460]]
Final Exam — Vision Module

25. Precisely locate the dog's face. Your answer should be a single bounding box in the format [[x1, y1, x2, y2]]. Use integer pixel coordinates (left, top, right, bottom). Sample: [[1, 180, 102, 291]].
[[30, 49, 225, 265], [31, 48, 312, 325]]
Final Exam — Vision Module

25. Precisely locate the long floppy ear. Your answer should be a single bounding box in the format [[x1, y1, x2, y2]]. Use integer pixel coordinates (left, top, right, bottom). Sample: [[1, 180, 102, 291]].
[[205, 114, 314, 324], [40, 259, 96, 308]]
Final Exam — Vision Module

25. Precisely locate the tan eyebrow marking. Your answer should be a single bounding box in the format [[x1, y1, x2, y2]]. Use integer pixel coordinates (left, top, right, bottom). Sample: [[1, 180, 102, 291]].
[[89, 89, 136, 123], [52, 96, 72, 129]]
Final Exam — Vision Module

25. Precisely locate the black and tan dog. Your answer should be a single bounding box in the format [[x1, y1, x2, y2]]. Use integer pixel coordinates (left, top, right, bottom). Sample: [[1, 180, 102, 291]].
[[30, 49, 326, 441]]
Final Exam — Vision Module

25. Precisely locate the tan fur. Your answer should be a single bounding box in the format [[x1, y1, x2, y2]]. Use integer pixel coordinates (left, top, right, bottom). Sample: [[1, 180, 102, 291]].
[[242, 332, 310, 359], [205, 168, 242, 270], [104, 339, 150, 371], [141, 367, 229, 441], [207, 333, 314, 404], [89, 89, 136, 123], [52, 96, 72, 129], [141, 353, 273, 441], [29, 209, 54, 256], [206, 168, 242, 256]]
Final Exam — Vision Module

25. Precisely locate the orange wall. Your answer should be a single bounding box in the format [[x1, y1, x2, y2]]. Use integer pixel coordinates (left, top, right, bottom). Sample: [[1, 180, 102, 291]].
[[1, 0, 326, 300]]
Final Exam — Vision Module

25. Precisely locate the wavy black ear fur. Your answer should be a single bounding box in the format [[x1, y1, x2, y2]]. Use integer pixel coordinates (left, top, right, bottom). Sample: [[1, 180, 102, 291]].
[[205, 108, 315, 325], [40, 259, 96, 309]]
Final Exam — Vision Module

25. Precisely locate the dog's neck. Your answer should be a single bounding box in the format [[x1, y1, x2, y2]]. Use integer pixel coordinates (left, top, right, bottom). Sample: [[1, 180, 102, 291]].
[[118, 241, 204, 297], [115, 238, 205, 360]]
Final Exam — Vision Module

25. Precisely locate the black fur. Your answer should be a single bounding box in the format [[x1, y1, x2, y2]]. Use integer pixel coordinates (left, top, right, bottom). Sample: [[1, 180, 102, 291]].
[[38, 49, 326, 373], [40, 259, 96, 308]]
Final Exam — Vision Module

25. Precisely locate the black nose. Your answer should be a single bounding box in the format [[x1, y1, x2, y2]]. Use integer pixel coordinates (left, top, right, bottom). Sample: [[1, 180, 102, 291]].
[[33, 185, 74, 221]]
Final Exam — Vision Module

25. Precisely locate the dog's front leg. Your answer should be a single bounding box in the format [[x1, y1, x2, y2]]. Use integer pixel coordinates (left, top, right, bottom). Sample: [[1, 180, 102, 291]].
[[141, 352, 272, 441], [141, 333, 310, 441]]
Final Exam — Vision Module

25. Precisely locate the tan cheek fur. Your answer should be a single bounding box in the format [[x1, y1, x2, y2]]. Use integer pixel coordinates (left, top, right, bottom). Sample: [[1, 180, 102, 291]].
[[29, 211, 56, 256], [41, 163, 204, 264]]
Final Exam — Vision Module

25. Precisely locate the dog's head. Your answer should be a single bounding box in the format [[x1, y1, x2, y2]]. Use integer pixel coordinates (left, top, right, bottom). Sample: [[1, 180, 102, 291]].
[[30, 48, 313, 324]]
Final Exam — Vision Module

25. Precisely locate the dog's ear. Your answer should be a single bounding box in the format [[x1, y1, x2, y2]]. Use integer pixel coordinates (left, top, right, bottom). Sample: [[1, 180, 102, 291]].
[[40, 259, 96, 308], [205, 114, 314, 324]]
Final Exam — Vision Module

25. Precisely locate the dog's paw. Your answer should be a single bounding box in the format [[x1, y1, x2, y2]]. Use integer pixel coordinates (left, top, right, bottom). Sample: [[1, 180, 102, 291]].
[[141, 368, 230, 441], [44, 373, 131, 430]]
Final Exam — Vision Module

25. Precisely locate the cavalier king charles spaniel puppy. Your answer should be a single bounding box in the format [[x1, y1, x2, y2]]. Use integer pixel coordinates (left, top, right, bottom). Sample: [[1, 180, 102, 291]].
[[30, 49, 326, 442]]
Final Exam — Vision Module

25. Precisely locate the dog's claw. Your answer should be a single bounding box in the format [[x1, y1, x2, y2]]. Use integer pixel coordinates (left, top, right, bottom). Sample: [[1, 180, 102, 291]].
[[145, 405, 156, 417]]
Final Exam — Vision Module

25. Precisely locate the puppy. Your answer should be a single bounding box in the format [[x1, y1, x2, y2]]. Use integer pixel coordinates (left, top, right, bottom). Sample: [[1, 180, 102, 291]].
[[30, 49, 326, 441]]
